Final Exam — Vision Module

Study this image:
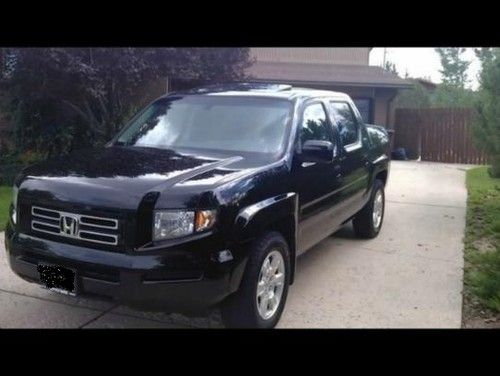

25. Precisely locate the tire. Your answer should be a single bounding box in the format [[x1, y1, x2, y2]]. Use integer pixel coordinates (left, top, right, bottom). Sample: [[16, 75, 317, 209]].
[[221, 232, 290, 328], [352, 179, 385, 239]]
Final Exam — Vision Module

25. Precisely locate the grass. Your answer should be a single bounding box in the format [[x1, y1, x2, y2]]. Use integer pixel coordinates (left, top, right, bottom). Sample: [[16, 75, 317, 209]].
[[463, 167, 500, 314], [0, 186, 12, 232]]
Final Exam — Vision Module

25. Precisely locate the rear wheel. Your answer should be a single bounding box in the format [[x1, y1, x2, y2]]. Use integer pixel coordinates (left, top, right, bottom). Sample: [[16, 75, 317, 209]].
[[221, 232, 290, 328], [352, 179, 385, 239]]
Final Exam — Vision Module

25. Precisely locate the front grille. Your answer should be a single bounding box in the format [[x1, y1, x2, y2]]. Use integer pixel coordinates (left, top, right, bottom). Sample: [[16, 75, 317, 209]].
[[31, 206, 119, 246]]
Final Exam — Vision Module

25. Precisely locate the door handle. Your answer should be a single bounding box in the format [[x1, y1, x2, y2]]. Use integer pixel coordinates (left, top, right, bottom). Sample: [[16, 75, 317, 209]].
[[333, 164, 342, 180]]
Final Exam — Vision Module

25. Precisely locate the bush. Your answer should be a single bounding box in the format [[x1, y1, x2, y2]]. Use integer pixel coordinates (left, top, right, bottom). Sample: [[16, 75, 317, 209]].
[[0, 162, 24, 185], [473, 49, 500, 177], [488, 156, 500, 178], [0, 150, 43, 185], [1, 48, 252, 159], [469, 250, 500, 311]]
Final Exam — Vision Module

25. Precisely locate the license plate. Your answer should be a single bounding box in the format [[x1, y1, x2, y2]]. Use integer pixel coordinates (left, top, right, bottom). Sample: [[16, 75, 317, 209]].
[[37, 264, 77, 296]]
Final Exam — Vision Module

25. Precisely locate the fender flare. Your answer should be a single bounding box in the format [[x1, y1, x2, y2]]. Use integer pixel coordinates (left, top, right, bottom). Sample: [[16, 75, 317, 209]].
[[233, 192, 299, 284], [371, 154, 390, 187]]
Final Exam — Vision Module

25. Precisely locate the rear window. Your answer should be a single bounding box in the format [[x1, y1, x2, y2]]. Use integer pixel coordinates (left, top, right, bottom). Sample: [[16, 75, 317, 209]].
[[330, 102, 359, 146]]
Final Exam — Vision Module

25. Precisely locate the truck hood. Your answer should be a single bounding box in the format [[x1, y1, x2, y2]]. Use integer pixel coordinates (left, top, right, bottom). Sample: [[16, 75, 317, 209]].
[[17, 146, 249, 210]]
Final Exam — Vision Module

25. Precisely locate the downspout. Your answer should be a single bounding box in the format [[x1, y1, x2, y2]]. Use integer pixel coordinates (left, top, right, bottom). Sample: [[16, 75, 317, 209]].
[[387, 91, 399, 154], [387, 91, 398, 130]]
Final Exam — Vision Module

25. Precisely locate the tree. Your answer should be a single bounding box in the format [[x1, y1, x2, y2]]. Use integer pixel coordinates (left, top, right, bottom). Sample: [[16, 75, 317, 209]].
[[472, 48, 500, 177], [474, 47, 494, 67], [432, 84, 477, 107], [384, 60, 398, 76], [433, 48, 477, 107], [0, 48, 252, 158], [393, 80, 431, 109], [435, 48, 471, 88]]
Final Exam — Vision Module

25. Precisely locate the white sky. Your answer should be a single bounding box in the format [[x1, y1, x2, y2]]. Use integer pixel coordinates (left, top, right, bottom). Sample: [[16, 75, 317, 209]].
[[370, 48, 481, 90]]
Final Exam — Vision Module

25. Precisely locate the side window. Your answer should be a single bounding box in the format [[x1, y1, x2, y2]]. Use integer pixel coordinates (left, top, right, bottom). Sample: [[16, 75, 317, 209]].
[[300, 103, 330, 144], [330, 102, 358, 146], [352, 98, 372, 124]]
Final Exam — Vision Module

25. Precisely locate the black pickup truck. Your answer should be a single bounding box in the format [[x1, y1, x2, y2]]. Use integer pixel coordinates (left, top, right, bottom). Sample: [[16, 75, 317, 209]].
[[4, 83, 390, 328]]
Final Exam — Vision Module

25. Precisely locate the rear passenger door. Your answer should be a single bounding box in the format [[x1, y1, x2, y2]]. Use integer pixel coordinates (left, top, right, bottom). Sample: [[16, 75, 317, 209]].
[[329, 101, 370, 219]]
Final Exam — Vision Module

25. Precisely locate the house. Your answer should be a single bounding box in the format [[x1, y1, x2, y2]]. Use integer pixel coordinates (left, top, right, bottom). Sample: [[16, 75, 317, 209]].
[[247, 48, 412, 127]]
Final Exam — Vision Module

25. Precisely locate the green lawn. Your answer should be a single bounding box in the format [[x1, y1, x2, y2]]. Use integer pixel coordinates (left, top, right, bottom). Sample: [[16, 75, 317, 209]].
[[464, 167, 500, 313], [0, 186, 12, 232]]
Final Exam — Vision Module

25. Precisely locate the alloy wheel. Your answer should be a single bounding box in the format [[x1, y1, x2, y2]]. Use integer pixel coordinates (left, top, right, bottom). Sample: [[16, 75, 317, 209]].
[[256, 250, 285, 320]]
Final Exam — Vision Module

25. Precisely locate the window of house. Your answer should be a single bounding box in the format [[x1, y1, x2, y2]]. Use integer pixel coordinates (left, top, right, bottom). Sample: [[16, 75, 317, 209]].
[[330, 102, 359, 146], [300, 103, 331, 144]]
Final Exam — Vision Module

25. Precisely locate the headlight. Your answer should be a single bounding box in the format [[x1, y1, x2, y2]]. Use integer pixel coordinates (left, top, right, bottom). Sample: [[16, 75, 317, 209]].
[[153, 209, 217, 241], [11, 185, 19, 224]]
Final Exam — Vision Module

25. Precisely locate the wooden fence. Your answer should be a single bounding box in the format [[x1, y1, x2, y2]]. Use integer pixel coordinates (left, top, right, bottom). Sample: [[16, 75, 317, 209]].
[[394, 108, 489, 164]]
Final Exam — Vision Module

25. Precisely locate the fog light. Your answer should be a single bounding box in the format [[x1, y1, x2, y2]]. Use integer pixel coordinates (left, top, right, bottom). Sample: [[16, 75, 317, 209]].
[[11, 185, 18, 225], [215, 250, 233, 263]]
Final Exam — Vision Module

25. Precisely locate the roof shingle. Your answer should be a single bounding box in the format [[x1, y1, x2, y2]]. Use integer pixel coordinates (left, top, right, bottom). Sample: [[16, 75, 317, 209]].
[[247, 61, 412, 89]]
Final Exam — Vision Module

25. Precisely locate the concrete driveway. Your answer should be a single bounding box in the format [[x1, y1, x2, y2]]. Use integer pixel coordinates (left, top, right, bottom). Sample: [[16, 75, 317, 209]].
[[0, 161, 467, 328]]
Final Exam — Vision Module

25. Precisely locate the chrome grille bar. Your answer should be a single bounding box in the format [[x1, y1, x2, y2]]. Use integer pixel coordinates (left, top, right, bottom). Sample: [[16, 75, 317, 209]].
[[31, 206, 119, 246]]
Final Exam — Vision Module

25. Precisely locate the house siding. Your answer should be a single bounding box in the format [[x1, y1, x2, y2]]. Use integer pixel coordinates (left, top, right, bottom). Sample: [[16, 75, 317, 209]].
[[251, 48, 370, 66], [373, 88, 396, 127], [249, 48, 407, 128]]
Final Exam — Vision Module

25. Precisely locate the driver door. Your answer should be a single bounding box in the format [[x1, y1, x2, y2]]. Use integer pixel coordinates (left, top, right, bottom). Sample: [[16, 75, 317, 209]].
[[295, 101, 343, 254]]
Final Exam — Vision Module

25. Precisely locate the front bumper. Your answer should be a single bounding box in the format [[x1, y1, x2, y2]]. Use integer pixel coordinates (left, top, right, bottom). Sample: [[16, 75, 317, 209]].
[[4, 224, 247, 313]]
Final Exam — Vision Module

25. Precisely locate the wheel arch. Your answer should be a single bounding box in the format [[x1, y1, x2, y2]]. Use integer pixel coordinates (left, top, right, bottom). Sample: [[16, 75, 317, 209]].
[[375, 169, 388, 186], [371, 153, 390, 188], [233, 193, 299, 285]]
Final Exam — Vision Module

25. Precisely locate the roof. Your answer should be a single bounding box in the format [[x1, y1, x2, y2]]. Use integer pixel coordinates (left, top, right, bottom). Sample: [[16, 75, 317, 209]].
[[411, 77, 438, 90], [247, 61, 413, 89], [169, 82, 351, 101]]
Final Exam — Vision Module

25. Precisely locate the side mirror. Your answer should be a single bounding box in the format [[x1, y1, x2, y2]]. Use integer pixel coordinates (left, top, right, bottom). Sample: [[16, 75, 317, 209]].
[[301, 140, 336, 163]]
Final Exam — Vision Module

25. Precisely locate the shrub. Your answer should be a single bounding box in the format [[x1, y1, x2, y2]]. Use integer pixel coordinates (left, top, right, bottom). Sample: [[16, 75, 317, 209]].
[[1, 48, 252, 159], [469, 249, 500, 312], [473, 48, 500, 177]]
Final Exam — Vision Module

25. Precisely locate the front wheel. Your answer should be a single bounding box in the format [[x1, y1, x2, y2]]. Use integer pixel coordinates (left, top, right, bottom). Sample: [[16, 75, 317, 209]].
[[221, 232, 290, 328], [352, 179, 385, 239]]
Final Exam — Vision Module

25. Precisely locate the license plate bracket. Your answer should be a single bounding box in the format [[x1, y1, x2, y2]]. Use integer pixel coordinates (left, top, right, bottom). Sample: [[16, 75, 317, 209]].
[[37, 263, 77, 296]]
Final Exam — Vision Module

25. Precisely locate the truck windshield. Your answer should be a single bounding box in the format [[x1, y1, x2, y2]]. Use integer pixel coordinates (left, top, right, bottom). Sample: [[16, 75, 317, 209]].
[[115, 95, 293, 156]]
